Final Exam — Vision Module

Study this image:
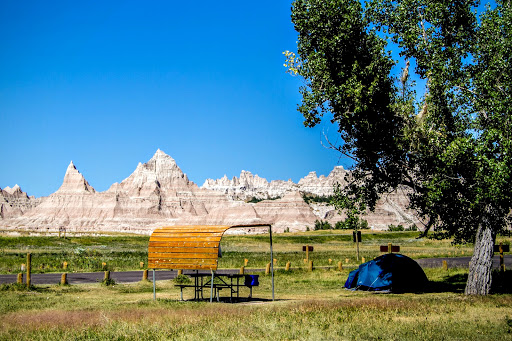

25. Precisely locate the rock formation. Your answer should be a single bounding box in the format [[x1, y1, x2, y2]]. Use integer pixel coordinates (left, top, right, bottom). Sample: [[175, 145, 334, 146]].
[[204, 166, 422, 230], [0, 185, 41, 219], [0, 149, 422, 234], [202, 166, 349, 200]]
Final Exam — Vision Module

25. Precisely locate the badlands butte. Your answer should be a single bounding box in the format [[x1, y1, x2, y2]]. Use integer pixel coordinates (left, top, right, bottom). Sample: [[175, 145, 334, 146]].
[[0, 149, 421, 234]]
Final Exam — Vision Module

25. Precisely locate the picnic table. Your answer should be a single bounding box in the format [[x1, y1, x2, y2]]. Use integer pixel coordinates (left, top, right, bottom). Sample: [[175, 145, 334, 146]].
[[176, 272, 259, 302]]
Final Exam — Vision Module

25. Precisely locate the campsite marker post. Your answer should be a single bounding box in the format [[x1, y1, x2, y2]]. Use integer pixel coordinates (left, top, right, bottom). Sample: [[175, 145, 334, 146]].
[[494, 243, 510, 271], [353, 231, 362, 261], [302, 245, 313, 263]]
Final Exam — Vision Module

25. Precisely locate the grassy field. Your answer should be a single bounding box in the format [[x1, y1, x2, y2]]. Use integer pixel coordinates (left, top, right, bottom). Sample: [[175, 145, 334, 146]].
[[2, 230, 507, 274], [0, 231, 511, 340], [1, 268, 511, 340]]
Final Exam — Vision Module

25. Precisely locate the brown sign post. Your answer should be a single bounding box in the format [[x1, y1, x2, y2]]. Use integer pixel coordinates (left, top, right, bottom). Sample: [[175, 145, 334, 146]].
[[380, 244, 400, 253], [494, 243, 510, 271], [303, 245, 313, 263]]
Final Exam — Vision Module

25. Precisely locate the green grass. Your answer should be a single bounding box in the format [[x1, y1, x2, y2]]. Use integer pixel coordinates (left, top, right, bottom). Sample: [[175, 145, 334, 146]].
[[1, 231, 511, 340], [0, 269, 511, 340], [2, 230, 511, 274]]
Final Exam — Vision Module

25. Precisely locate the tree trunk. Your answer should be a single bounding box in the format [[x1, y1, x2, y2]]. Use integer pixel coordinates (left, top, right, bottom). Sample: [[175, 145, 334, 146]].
[[465, 223, 496, 295]]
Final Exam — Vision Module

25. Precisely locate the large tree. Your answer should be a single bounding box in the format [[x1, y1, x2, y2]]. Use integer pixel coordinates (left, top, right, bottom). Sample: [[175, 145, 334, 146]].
[[287, 0, 512, 294]]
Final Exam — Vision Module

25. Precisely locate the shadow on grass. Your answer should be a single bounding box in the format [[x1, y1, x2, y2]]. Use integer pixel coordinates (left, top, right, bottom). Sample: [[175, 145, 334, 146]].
[[491, 270, 512, 294], [425, 270, 512, 294], [425, 273, 468, 293]]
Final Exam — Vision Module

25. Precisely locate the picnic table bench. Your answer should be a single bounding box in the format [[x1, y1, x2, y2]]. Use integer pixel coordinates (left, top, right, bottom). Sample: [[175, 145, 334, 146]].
[[175, 273, 259, 302]]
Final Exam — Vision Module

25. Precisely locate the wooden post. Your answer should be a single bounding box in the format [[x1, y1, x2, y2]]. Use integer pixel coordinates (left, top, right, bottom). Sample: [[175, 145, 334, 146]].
[[177, 269, 183, 276], [244, 258, 249, 266], [338, 261, 343, 271], [17, 273, 23, 284], [361, 257, 365, 264], [285, 261, 291, 271], [442, 260, 448, 270], [104, 270, 110, 281], [240, 266, 245, 275], [142, 269, 148, 281], [345, 258, 349, 264], [306, 245, 309, 263], [26, 253, 31, 288], [388, 243, 392, 254], [308, 260, 313, 272], [60, 273, 68, 285], [265, 262, 271, 275], [355, 231, 360, 261], [140, 262, 144, 269]]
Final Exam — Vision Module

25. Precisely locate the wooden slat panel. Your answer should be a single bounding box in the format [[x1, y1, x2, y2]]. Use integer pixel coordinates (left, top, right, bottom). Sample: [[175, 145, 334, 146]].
[[149, 241, 220, 248], [148, 252, 217, 259], [150, 232, 224, 238], [149, 236, 222, 242], [152, 226, 229, 233], [149, 258, 217, 265], [148, 225, 233, 270], [148, 247, 218, 254], [148, 263, 217, 270]]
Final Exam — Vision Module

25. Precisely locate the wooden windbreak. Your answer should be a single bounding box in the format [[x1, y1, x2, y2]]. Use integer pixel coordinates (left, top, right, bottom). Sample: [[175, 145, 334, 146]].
[[148, 225, 232, 270]]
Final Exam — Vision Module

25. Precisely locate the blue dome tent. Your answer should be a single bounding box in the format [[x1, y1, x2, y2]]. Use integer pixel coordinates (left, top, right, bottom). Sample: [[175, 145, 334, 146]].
[[344, 254, 428, 293]]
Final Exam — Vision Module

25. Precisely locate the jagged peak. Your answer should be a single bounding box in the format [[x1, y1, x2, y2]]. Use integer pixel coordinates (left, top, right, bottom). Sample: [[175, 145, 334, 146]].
[[56, 161, 96, 194], [150, 149, 175, 163], [3, 184, 22, 195], [119, 149, 195, 192]]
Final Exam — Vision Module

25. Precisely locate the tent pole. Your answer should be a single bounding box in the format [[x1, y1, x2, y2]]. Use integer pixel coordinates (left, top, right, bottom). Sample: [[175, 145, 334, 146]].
[[269, 224, 275, 301]]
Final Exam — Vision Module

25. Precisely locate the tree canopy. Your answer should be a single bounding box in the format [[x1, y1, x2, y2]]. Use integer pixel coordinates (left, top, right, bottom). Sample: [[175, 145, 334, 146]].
[[287, 0, 512, 294]]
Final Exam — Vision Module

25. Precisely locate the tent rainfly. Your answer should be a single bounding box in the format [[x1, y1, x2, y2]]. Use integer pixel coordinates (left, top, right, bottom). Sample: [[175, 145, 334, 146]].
[[148, 224, 274, 301]]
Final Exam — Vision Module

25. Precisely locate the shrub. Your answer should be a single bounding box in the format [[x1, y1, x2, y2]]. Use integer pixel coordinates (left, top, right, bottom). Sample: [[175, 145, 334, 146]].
[[174, 274, 191, 285], [405, 224, 418, 231], [302, 193, 334, 204], [335, 218, 369, 230], [314, 220, 332, 230], [388, 224, 405, 231], [101, 277, 116, 286]]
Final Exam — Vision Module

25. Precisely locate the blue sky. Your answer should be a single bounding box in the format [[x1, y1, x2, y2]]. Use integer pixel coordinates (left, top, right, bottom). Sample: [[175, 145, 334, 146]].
[[0, 1, 348, 198]]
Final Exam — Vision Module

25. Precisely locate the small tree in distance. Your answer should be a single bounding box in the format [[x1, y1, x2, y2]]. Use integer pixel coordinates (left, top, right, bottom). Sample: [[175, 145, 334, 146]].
[[287, 0, 512, 295]]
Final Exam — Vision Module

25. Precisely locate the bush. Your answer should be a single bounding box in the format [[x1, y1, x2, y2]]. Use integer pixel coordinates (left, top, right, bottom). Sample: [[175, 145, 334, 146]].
[[405, 224, 418, 231], [335, 218, 369, 230], [314, 220, 332, 230], [302, 193, 334, 204], [388, 224, 405, 231], [101, 277, 116, 286], [174, 274, 191, 285]]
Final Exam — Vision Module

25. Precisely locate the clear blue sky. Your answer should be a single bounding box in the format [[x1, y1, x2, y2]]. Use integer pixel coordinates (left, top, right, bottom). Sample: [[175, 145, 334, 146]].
[[0, 1, 349, 198]]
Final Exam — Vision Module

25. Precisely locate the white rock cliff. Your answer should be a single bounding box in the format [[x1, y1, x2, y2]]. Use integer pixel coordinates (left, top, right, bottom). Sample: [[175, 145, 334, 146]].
[[1, 150, 422, 233]]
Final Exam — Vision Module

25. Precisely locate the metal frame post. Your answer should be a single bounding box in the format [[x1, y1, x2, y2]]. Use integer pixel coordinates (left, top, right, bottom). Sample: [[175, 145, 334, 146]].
[[210, 270, 215, 303], [153, 269, 156, 300], [269, 225, 275, 301]]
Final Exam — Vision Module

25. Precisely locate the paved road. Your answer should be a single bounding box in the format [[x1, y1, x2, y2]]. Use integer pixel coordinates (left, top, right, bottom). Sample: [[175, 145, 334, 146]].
[[0, 269, 241, 285], [0, 256, 510, 285]]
